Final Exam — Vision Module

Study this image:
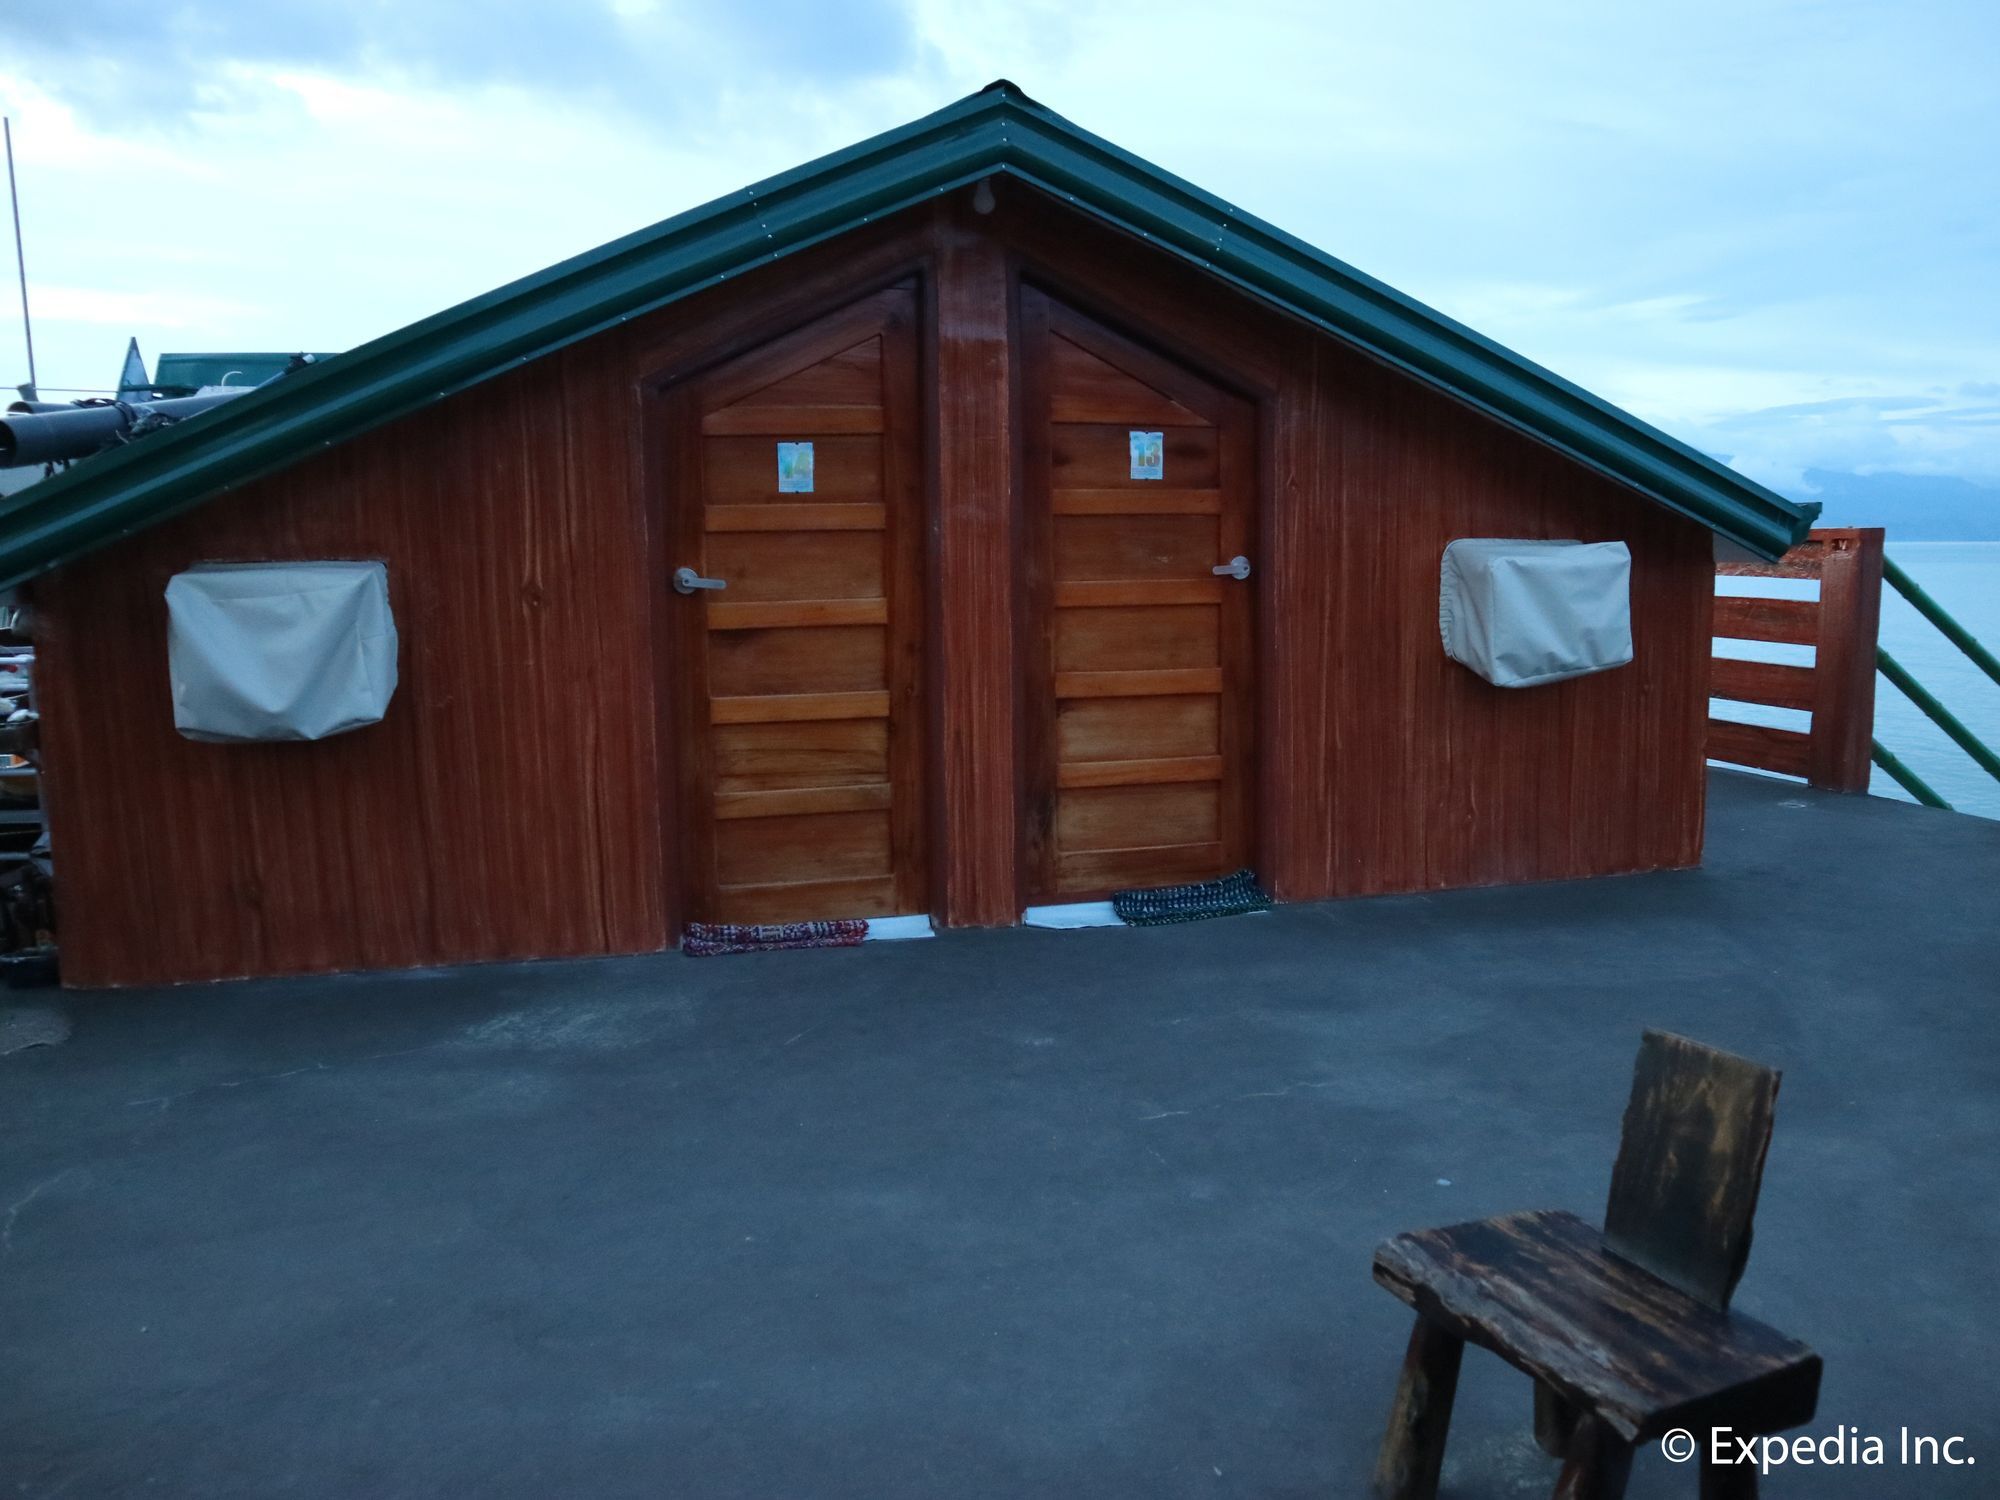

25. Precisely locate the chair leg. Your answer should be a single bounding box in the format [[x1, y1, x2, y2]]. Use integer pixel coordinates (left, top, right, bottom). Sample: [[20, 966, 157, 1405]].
[[1552, 1414, 1633, 1500], [1371, 1314, 1464, 1500], [1699, 1454, 1758, 1499], [1533, 1380, 1579, 1457]]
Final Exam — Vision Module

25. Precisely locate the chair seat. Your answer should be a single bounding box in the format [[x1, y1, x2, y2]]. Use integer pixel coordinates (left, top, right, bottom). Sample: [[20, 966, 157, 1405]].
[[1373, 1209, 1820, 1444]]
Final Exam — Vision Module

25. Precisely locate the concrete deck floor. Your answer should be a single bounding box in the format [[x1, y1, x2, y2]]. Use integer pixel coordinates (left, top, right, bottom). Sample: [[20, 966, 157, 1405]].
[[3, 770, 1997, 1498]]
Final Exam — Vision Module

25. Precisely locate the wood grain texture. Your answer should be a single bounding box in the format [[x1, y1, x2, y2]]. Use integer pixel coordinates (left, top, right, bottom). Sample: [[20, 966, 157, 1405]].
[[1716, 536, 1835, 579], [1708, 719, 1811, 779], [1370, 1314, 1464, 1500], [711, 691, 889, 724], [1604, 1030, 1781, 1310], [1053, 488, 1221, 516], [706, 599, 889, 630], [673, 285, 927, 924], [1055, 668, 1224, 699], [1057, 755, 1222, 789], [1707, 529, 1882, 795], [1714, 595, 1818, 646], [929, 208, 1019, 925], [1806, 529, 1883, 793], [1373, 1209, 1821, 1444], [712, 719, 884, 791], [986, 186, 1712, 904], [700, 403, 884, 436], [33, 182, 1722, 983], [1535, 1380, 1581, 1458], [706, 503, 885, 532], [1709, 657, 1816, 713], [32, 339, 668, 986], [1020, 288, 1255, 903], [709, 873, 898, 924], [1553, 1413, 1635, 1500], [1297, 340, 1713, 901], [1055, 579, 1225, 608], [33, 212, 935, 984]]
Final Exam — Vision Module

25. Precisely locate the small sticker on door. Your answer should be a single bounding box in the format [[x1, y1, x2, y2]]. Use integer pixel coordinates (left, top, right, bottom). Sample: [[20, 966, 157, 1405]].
[[1129, 431, 1164, 480], [776, 441, 815, 493]]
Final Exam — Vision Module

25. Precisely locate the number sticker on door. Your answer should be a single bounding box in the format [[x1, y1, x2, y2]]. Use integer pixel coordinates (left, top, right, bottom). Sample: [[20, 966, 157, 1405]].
[[1128, 430, 1164, 480], [776, 441, 815, 493]]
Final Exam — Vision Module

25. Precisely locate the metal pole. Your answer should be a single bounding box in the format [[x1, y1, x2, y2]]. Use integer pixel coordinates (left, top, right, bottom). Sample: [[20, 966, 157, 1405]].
[[3, 117, 35, 400], [1870, 738, 1951, 810], [1883, 554, 2000, 692], [1877, 647, 2000, 789]]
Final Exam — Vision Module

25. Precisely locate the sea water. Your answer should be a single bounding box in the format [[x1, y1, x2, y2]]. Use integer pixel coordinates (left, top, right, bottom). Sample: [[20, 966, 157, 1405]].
[[1713, 541, 2000, 821]]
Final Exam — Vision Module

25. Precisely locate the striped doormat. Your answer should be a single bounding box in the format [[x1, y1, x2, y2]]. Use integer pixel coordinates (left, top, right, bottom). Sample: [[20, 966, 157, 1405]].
[[682, 919, 867, 957], [1111, 869, 1272, 926]]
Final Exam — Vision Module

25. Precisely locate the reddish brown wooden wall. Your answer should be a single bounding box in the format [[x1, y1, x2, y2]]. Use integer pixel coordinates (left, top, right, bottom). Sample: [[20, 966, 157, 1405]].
[[32, 187, 1712, 986], [32, 343, 668, 986], [1303, 343, 1712, 898], [988, 192, 1713, 902]]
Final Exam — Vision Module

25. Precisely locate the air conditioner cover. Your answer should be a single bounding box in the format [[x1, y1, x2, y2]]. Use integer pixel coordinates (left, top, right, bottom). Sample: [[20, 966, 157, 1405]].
[[166, 562, 399, 741], [1438, 539, 1632, 688]]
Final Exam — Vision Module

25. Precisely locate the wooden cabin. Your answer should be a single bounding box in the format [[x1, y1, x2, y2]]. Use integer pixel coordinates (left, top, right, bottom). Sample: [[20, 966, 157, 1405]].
[[0, 82, 1814, 986]]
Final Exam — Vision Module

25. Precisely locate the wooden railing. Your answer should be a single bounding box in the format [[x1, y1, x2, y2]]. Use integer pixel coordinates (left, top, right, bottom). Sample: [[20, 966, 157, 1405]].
[[1709, 527, 1883, 792]]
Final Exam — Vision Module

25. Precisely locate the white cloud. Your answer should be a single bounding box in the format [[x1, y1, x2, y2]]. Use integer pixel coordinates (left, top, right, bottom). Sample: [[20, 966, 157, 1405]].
[[1690, 395, 2000, 493], [0, 0, 1993, 509], [27, 284, 263, 329]]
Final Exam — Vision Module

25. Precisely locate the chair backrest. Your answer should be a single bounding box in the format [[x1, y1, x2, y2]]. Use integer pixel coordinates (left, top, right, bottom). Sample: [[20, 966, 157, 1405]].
[[1602, 1029, 1781, 1310]]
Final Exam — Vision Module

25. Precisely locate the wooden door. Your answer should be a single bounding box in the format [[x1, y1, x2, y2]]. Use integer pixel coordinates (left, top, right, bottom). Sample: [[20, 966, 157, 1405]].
[[665, 285, 927, 927], [1021, 289, 1258, 903]]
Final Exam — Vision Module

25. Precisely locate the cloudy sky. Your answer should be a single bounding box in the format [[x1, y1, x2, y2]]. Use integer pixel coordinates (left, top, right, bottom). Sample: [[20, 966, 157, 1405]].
[[1, 0, 1995, 502]]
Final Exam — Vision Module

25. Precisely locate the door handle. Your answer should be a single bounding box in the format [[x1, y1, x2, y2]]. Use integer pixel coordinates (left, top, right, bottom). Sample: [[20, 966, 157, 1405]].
[[1211, 555, 1252, 581], [673, 567, 727, 595]]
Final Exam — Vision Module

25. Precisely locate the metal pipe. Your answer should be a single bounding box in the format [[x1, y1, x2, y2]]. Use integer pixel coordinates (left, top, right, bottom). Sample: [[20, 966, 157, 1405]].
[[1870, 738, 1951, 810], [4, 118, 33, 398], [1877, 647, 2000, 788], [0, 388, 253, 467], [1883, 555, 2000, 691]]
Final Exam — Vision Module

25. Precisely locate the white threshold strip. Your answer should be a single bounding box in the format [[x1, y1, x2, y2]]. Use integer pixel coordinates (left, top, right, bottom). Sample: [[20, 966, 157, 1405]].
[[864, 914, 936, 942], [1022, 901, 1126, 930], [866, 900, 1269, 941]]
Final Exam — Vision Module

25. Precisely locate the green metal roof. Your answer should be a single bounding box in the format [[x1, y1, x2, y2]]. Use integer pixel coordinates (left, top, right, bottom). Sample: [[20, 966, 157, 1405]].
[[0, 80, 1815, 585]]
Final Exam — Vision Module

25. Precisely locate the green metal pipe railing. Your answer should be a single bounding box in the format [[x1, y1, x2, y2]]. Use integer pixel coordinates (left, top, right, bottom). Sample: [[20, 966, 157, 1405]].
[[1871, 739, 1951, 810], [1884, 555, 2000, 691], [1876, 647, 2000, 790], [1861, 553, 2000, 809]]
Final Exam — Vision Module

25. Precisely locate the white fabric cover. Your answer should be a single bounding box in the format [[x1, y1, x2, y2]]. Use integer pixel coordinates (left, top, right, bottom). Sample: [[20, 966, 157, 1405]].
[[1438, 539, 1632, 688], [166, 562, 398, 741]]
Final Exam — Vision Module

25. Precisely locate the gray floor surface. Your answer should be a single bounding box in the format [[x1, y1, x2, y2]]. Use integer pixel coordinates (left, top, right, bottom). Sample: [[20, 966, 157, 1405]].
[[3, 770, 1995, 1497]]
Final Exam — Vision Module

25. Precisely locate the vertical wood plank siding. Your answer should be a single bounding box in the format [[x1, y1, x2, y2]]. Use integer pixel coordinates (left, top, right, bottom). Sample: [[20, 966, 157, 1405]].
[[992, 191, 1711, 902], [33, 345, 667, 984], [928, 209, 1021, 924], [31, 190, 1710, 986]]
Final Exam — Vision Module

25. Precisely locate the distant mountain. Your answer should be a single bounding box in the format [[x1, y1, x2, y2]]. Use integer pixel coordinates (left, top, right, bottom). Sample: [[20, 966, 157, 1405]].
[[1779, 469, 2000, 541]]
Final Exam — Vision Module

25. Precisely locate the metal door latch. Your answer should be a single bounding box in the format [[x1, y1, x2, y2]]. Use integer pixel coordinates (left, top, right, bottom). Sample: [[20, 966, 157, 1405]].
[[1211, 555, 1252, 581], [673, 567, 727, 594]]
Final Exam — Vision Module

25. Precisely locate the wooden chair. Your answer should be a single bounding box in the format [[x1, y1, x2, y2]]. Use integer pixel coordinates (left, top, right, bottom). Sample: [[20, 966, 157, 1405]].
[[1369, 1030, 1821, 1499]]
